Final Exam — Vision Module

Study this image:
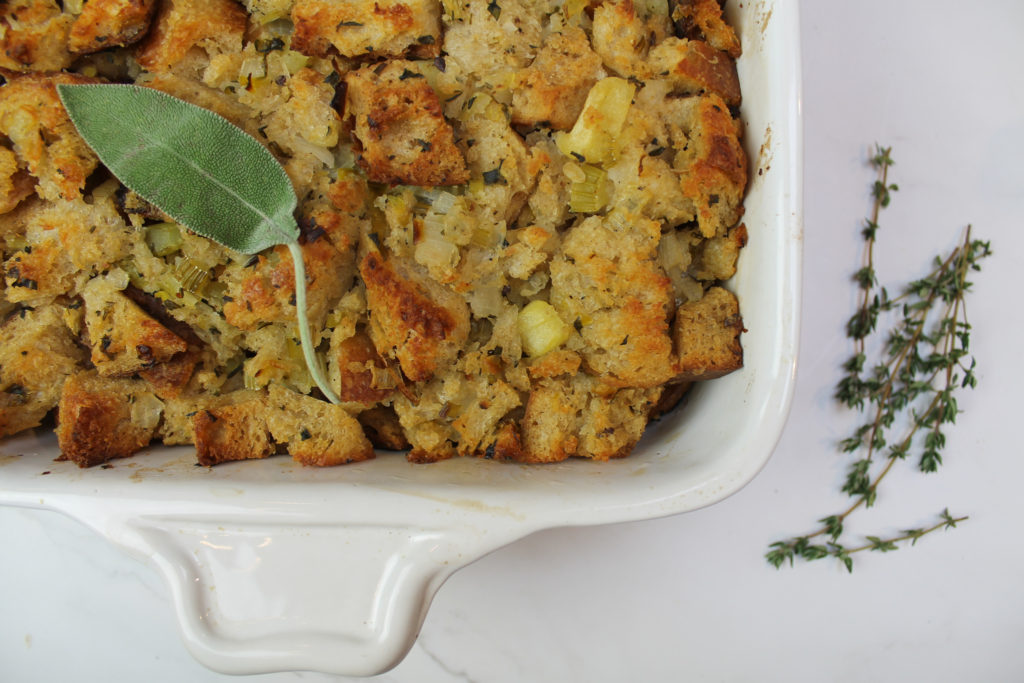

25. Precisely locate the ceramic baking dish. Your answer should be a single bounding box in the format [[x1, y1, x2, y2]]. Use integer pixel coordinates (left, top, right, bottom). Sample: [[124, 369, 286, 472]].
[[0, 0, 801, 676]]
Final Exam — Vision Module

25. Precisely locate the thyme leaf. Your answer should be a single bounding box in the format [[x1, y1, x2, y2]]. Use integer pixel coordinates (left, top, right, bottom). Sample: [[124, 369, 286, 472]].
[[767, 145, 991, 572], [57, 83, 342, 405]]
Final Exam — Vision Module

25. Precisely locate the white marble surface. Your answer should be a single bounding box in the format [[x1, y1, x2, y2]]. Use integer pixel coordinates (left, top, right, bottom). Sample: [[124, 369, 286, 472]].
[[3, 1, 1024, 681]]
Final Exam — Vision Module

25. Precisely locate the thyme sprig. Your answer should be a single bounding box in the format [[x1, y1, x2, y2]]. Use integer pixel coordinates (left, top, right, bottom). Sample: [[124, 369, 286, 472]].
[[767, 145, 991, 572]]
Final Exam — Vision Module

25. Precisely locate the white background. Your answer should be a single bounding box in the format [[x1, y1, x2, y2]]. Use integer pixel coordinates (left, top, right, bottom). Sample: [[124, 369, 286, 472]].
[[3, 1, 1024, 681]]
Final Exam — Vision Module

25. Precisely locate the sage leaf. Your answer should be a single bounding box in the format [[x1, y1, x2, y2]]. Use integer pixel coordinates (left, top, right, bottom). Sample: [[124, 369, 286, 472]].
[[57, 83, 342, 405], [57, 83, 297, 253]]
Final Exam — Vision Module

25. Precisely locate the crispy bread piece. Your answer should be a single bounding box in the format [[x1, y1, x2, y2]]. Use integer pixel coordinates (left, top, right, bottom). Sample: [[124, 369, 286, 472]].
[[671, 0, 742, 59], [344, 60, 469, 187], [265, 384, 374, 466], [672, 285, 743, 381], [56, 371, 159, 467], [291, 0, 441, 59], [510, 26, 605, 131], [361, 251, 470, 383], [135, 0, 246, 74], [520, 375, 662, 462], [81, 276, 189, 378], [648, 37, 741, 106], [0, 1, 73, 71], [550, 213, 676, 389], [671, 93, 747, 238], [0, 71, 99, 202], [0, 305, 86, 438], [192, 392, 274, 466], [68, 0, 157, 54]]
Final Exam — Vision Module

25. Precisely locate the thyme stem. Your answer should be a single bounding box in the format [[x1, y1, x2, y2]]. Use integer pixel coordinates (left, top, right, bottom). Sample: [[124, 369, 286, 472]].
[[766, 146, 991, 572]]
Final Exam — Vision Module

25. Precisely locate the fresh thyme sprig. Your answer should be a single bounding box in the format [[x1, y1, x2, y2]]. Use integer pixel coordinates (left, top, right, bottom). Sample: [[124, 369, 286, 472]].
[[767, 145, 991, 572]]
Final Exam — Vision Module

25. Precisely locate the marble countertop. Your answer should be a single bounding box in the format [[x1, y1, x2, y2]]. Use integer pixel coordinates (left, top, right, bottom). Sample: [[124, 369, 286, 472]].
[[3, 1, 1023, 681]]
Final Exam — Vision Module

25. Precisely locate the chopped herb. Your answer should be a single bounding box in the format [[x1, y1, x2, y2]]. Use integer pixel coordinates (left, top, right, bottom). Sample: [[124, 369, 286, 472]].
[[570, 151, 585, 163], [399, 68, 424, 80], [337, 20, 364, 27], [414, 138, 433, 152], [487, 0, 501, 20], [299, 427, 312, 441], [417, 35, 436, 45], [255, 37, 285, 53], [482, 161, 506, 185]]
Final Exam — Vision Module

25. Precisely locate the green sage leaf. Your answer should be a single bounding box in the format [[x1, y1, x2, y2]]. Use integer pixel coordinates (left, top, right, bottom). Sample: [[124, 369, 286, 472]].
[[56, 83, 298, 254], [58, 83, 343, 405]]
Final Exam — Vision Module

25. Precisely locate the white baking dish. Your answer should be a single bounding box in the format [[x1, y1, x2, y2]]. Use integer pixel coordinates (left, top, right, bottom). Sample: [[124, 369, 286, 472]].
[[0, 1, 801, 676]]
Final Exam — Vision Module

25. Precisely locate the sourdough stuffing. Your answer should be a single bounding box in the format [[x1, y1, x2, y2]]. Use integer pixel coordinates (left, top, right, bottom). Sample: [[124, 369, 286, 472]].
[[0, 0, 747, 467]]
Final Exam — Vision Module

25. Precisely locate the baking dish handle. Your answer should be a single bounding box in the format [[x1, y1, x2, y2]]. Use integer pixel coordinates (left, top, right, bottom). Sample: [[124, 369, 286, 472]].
[[117, 515, 496, 677]]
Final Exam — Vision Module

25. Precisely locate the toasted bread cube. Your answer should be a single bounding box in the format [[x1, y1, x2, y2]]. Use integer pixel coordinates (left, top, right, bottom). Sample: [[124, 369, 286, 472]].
[[510, 27, 605, 131], [671, 93, 747, 238], [344, 60, 469, 187], [192, 393, 274, 466], [264, 384, 375, 467], [672, 286, 743, 380], [648, 37, 741, 106], [291, 0, 441, 59], [0, 72, 99, 202], [56, 371, 158, 467], [68, 0, 157, 54], [135, 0, 246, 74], [0, 305, 85, 438], [360, 251, 470, 383], [671, 0, 742, 59], [549, 214, 676, 389], [520, 375, 660, 463], [82, 278, 189, 378], [0, 1, 73, 71]]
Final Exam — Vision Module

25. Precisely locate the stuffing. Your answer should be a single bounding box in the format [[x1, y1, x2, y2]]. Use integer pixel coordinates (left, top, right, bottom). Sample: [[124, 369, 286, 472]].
[[0, 0, 747, 467]]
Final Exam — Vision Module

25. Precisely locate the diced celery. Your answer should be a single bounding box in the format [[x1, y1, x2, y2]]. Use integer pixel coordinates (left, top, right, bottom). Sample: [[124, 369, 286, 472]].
[[569, 164, 610, 213], [144, 222, 183, 257], [280, 49, 309, 74], [173, 257, 211, 296], [518, 300, 571, 358], [556, 77, 636, 166]]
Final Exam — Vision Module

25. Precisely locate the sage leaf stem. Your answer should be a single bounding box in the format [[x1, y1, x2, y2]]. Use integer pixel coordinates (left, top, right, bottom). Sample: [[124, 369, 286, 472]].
[[287, 241, 341, 405]]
